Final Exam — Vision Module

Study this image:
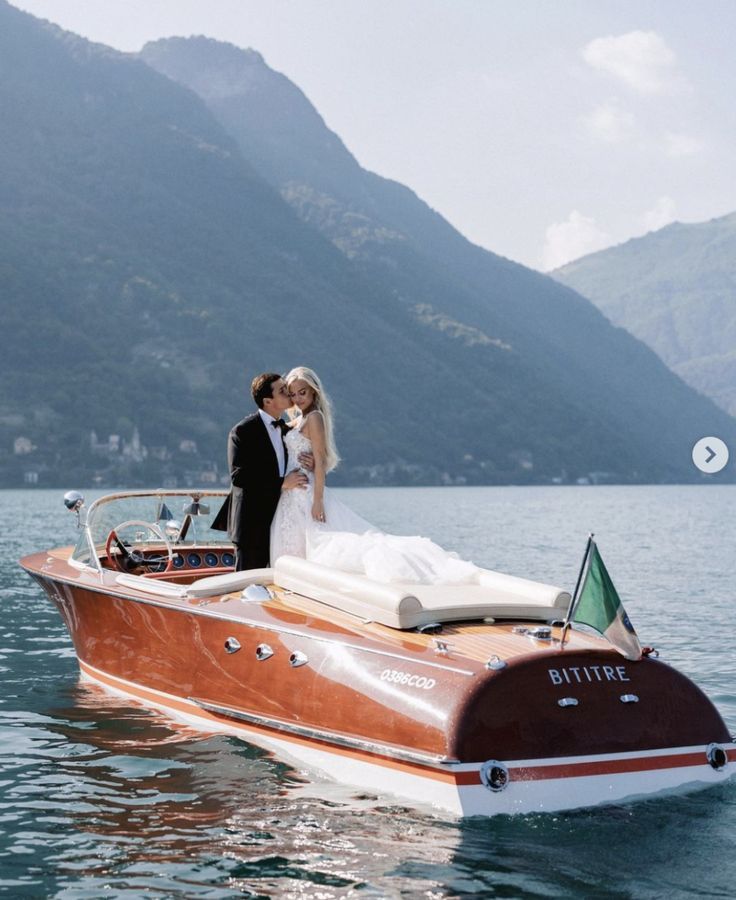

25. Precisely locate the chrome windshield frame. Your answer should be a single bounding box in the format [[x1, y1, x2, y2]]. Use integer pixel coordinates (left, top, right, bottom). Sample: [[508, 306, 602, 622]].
[[74, 489, 230, 575]]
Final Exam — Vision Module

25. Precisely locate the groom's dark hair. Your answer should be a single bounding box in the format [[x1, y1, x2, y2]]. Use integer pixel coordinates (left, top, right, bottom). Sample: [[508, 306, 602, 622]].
[[251, 372, 282, 409]]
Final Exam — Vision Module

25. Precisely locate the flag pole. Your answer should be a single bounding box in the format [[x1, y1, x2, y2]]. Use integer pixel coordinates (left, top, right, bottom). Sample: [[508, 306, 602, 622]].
[[560, 532, 594, 648]]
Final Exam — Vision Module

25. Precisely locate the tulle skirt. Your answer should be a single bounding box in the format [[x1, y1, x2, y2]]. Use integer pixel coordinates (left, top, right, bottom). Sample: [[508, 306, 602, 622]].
[[270, 484, 477, 585]]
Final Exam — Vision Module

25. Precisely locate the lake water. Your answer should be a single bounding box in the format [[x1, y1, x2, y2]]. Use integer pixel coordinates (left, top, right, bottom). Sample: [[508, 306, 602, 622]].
[[2, 486, 735, 898]]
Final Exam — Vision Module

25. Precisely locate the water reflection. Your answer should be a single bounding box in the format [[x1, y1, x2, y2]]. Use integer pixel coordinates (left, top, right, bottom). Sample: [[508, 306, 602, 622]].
[[8, 680, 462, 897], [4, 487, 736, 897], [3, 675, 730, 898]]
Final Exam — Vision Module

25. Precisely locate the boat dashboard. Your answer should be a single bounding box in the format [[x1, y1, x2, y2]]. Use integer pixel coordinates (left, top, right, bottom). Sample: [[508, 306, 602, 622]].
[[102, 547, 236, 577], [66, 488, 235, 579], [96, 545, 237, 585]]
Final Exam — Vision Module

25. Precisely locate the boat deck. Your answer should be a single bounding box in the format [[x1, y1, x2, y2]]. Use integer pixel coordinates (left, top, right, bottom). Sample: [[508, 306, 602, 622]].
[[30, 545, 607, 669]]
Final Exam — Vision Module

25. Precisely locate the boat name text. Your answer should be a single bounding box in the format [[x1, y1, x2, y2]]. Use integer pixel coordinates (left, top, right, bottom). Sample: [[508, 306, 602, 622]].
[[380, 668, 436, 690], [548, 665, 630, 685]]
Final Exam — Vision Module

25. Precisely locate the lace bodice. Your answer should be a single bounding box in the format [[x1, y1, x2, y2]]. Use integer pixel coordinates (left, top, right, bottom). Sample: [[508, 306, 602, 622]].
[[284, 426, 312, 479], [269, 425, 315, 563]]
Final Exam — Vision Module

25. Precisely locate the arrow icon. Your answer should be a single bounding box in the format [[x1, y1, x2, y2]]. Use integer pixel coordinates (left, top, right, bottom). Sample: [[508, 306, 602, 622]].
[[692, 437, 729, 474]]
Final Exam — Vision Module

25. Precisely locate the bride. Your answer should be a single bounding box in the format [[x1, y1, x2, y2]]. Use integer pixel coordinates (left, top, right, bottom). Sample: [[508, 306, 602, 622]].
[[270, 367, 477, 585]]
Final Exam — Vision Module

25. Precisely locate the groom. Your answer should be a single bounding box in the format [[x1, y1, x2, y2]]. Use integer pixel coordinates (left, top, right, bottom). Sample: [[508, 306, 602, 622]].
[[214, 372, 307, 571]]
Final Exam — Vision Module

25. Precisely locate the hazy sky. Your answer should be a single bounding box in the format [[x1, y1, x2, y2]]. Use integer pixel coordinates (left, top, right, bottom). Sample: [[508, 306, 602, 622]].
[[12, 0, 736, 270]]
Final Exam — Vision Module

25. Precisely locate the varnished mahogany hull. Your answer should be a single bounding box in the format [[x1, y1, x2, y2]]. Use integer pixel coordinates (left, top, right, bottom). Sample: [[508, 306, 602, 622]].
[[23, 555, 735, 816], [452, 652, 731, 761]]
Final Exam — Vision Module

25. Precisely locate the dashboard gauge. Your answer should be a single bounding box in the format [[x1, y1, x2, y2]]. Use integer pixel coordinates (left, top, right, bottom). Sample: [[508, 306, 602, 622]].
[[204, 552, 219, 568], [172, 554, 185, 569], [186, 552, 202, 568], [221, 552, 235, 568]]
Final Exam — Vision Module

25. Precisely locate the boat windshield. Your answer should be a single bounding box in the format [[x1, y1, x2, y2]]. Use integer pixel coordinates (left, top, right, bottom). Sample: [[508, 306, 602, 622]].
[[73, 490, 230, 567]]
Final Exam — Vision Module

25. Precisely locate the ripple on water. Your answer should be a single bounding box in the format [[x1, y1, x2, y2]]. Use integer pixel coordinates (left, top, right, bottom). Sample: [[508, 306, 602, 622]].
[[2, 486, 736, 897]]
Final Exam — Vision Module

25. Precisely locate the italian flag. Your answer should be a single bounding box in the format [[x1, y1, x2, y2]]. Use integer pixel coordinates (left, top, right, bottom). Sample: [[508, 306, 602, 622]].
[[572, 541, 642, 661]]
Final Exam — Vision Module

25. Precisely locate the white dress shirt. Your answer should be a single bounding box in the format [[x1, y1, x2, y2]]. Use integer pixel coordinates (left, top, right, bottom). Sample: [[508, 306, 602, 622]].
[[258, 408, 286, 477]]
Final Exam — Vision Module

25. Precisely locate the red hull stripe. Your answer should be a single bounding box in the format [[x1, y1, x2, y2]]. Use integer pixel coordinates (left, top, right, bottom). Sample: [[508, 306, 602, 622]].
[[451, 747, 736, 785], [79, 660, 731, 787]]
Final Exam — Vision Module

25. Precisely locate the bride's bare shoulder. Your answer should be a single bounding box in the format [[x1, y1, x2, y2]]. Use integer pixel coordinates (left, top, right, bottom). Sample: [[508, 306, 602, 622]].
[[301, 410, 324, 432]]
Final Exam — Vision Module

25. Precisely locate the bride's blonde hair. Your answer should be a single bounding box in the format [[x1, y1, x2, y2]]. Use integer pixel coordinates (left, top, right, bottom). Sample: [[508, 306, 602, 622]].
[[285, 366, 340, 472]]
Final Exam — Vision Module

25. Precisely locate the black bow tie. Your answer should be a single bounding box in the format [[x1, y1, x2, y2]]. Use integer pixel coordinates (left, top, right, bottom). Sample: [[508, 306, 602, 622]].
[[271, 419, 287, 432]]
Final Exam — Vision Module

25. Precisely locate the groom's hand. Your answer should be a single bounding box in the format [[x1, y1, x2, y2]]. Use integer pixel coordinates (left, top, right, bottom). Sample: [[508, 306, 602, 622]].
[[297, 451, 315, 472], [282, 470, 308, 491]]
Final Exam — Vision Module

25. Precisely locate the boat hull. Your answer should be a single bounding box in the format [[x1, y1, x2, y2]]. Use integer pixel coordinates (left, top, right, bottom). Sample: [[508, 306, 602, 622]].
[[79, 657, 735, 816], [23, 556, 736, 816]]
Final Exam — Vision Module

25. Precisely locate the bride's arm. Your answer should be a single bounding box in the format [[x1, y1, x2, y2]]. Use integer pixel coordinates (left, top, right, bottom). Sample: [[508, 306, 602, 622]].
[[304, 411, 327, 522]]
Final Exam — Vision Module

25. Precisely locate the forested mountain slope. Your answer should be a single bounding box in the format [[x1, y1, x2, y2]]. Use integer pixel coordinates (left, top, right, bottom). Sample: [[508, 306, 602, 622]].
[[553, 213, 736, 417], [0, 5, 731, 486]]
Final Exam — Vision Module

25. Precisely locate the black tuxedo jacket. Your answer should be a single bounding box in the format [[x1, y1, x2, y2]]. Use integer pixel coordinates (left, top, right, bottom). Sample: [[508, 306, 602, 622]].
[[213, 413, 288, 567]]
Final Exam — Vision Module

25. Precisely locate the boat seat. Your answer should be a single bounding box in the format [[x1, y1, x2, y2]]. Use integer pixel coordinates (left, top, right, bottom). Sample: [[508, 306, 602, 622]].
[[272, 556, 571, 630], [115, 568, 273, 600], [184, 568, 273, 598], [115, 573, 189, 598]]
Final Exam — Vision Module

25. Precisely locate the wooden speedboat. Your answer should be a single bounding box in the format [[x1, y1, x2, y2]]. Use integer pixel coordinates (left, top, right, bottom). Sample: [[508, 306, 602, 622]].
[[19, 489, 734, 816]]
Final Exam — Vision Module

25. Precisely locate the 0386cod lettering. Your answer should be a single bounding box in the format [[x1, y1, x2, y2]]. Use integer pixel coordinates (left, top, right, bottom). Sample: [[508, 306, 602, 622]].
[[380, 669, 436, 690]]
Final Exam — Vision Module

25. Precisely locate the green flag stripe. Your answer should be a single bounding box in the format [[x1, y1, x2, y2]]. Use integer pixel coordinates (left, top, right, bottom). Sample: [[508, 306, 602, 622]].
[[572, 542, 641, 660], [573, 544, 623, 633]]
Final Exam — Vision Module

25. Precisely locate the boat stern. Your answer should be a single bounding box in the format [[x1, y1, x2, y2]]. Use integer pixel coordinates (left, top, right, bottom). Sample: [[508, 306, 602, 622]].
[[446, 650, 735, 816]]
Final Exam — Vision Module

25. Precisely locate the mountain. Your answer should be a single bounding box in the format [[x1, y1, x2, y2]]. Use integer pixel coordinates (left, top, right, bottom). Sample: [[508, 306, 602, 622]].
[[140, 37, 736, 484], [551, 213, 736, 418], [0, 2, 459, 485], [0, 3, 732, 488]]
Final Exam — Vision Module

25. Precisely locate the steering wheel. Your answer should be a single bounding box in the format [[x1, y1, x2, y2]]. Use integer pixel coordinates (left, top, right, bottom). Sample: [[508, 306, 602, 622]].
[[105, 520, 174, 574]]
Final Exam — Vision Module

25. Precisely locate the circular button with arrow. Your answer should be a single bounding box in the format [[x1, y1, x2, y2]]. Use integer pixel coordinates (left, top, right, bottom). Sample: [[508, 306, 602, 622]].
[[692, 436, 729, 474]]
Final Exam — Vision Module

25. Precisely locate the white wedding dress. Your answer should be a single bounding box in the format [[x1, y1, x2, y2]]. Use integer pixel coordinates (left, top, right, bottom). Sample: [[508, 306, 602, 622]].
[[270, 424, 478, 585]]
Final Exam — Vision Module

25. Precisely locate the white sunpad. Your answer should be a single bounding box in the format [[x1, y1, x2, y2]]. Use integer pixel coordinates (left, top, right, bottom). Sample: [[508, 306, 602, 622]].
[[273, 556, 570, 629]]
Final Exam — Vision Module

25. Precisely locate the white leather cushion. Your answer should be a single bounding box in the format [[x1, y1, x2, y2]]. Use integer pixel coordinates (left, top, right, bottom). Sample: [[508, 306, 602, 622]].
[[274, 556, 569, 629], [116, 568, 274, 600], [115, 573, 189, 598], [185, 567, 273, 598]]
